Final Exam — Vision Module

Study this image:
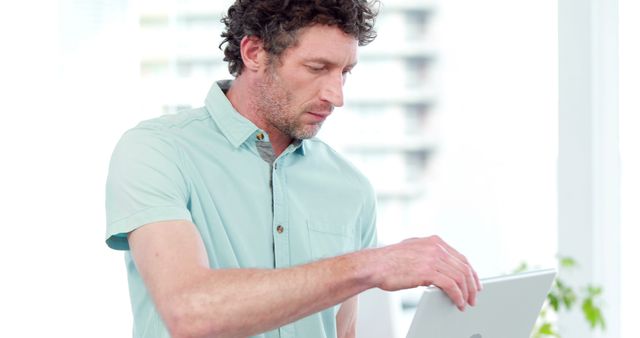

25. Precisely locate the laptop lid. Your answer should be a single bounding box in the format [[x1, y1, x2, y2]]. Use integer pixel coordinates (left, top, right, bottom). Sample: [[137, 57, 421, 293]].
[[406, 268, 556, 338]]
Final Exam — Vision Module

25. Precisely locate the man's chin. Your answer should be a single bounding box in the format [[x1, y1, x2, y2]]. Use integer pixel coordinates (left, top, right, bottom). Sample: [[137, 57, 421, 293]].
[[291, 125, 322, 140]]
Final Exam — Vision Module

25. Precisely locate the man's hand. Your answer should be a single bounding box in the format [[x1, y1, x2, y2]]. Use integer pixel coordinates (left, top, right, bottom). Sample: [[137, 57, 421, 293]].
[[372, 236, 481, 311]]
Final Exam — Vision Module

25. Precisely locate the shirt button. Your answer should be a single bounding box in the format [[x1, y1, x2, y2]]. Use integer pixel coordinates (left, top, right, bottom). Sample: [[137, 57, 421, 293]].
[[276, 225, 284, 234], [256, 133, 264, 141]]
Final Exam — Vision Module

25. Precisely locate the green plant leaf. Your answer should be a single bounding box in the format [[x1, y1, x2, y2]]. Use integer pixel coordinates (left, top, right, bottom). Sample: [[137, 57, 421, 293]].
[[538, 323, 554, 334], [515, 262, 529, 273], [558, 256, 578, 269], [536, 323, 560, 338], [548, 292, 560, 312], [586, 285, 602, 297], [555, 279, 577, 309], [562, 290, 577, 309], [582, 297, 606, 330]]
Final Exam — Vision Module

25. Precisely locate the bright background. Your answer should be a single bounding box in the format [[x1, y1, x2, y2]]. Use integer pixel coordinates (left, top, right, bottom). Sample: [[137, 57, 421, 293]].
[[0, 0, 635, 337]]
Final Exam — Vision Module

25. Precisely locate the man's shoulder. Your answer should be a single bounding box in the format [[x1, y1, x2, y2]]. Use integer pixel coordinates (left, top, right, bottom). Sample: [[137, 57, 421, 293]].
[[133, 107, 211, 133], [114, 107, 215, 156]]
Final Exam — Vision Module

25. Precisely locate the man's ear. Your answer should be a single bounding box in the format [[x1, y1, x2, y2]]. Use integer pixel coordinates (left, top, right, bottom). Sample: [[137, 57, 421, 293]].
[[240, 36, 267, 73]]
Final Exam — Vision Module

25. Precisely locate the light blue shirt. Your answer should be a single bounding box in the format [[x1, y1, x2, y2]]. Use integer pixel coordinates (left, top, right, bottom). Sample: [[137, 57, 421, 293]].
[[105, 80, 377, 338]]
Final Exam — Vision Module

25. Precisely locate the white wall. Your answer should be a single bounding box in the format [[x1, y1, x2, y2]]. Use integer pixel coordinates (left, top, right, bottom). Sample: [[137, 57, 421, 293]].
[[433, 0, 558, 278], [619, 1, 640, 337], [1, 2, 136, 337]]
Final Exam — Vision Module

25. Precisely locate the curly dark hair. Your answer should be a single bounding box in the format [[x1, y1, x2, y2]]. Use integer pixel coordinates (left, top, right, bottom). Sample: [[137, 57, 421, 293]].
[[219, 0, 379, 76]]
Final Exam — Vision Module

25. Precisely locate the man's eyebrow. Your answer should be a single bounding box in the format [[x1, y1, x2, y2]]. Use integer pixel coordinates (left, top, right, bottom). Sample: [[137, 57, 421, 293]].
[[304, 57, 358, 69]]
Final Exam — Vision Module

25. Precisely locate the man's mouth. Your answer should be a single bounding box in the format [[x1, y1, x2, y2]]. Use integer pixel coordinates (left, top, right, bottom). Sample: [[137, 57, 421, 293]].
[[306, 111, 330, 122]]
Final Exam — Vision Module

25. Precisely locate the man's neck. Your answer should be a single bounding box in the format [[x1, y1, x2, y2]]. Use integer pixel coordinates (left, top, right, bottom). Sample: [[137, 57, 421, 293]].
[[225, 77, 293, 157]]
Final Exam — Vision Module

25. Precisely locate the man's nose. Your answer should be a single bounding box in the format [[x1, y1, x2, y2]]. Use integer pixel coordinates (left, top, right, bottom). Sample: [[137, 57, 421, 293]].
[[320, 73, 345, 107]]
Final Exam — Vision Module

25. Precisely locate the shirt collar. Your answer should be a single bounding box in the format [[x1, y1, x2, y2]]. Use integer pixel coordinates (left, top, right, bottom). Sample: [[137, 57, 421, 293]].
[[292, 139, 306, 156], [205, 80, 260, 148], [205, 80, 307, 156]]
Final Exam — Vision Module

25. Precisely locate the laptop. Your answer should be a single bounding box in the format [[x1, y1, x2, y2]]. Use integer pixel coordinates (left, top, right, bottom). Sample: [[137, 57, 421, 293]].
[[406, 268, 556, 338]]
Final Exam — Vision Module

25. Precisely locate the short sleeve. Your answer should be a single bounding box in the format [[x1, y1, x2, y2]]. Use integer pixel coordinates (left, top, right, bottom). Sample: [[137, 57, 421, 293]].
[[105, 126, 192, 250], [360, 180, 378, 250]]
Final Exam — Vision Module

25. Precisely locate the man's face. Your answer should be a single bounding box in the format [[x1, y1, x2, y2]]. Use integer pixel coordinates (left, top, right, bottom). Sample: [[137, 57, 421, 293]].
[[255, 24, 358, 140]]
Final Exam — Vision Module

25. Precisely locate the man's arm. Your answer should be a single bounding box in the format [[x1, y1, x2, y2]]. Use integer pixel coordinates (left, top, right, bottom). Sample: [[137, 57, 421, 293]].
[[129, 220, 480, 338]]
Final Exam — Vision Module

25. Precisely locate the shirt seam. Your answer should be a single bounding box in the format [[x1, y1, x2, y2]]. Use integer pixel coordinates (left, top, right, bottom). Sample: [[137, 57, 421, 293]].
[[172, 112, 210, 130], [108, 205, 188, 226]]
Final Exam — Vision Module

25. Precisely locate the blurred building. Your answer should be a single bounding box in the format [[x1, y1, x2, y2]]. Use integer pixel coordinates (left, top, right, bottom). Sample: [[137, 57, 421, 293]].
[[137, 0, 439, 336]]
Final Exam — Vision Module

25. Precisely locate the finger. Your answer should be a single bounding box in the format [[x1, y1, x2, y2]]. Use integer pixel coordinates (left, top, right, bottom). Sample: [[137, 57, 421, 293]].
[[436, 238, 483, 291], [442, 254, 477, 306], [437, 248, 476, 306], [472, 267, 482, 291], [434, 258, 469, 307], [453, 256, 478, 306], [429, 273, 466, 311]]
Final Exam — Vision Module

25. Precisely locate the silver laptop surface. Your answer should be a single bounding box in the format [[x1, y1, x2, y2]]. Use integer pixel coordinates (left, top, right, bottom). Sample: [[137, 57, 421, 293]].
[[406, 269, 556, 338]]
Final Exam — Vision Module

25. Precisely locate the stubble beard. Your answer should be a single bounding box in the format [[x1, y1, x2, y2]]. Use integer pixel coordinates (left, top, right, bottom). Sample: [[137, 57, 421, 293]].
[[256, 66, 324, 140]]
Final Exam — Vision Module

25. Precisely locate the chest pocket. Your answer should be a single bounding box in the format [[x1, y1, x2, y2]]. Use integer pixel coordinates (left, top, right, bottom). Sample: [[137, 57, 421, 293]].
[[307, 220, 357, 260]]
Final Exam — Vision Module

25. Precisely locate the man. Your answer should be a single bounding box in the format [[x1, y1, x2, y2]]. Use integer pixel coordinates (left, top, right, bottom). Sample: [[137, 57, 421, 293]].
[[105, 1, 481, 337]]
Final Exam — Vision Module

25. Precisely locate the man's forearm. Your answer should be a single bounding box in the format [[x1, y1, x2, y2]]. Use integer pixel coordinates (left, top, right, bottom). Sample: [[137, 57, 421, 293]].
[[164, 249, 379, 338], [131, 221, 480, 338]]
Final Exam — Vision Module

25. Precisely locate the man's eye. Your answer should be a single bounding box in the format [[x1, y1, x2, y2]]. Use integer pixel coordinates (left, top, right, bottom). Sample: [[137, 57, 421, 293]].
[[307, 65, 325, 73]]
